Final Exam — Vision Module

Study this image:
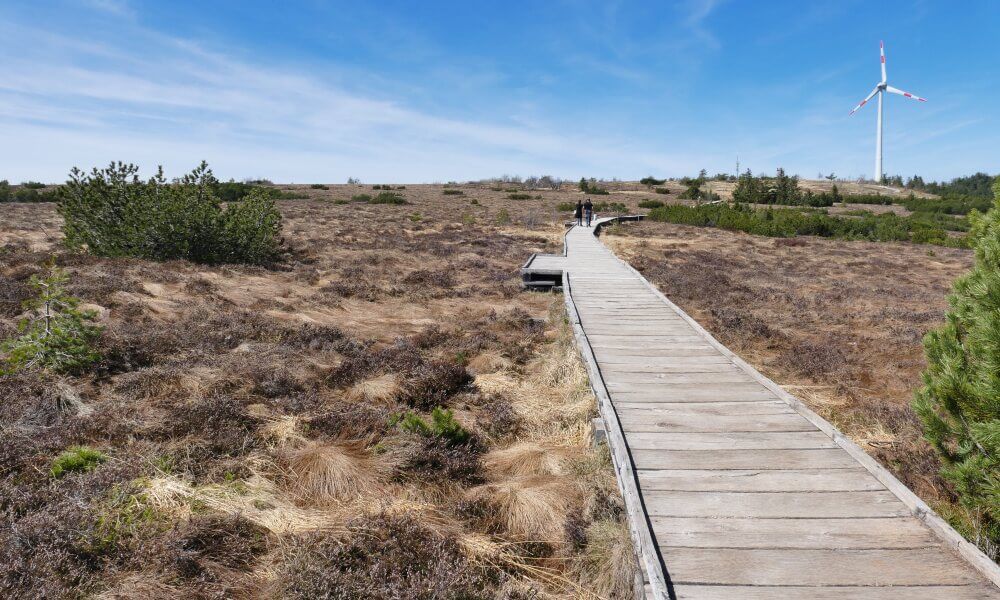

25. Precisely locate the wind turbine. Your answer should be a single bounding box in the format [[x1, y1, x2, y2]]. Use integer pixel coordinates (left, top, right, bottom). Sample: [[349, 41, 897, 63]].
[[849, 41, 926, 182]]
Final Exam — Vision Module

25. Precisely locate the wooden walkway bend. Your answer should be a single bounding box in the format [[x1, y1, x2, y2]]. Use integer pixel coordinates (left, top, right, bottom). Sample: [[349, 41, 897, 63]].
[[523, 218, 1000, 599]]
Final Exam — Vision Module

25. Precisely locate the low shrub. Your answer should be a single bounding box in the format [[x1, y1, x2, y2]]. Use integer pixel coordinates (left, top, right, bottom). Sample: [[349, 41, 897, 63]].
[[647, 202, 967, 247], [280, 514, 502, 599], [58, 162, 283, 264], [654, 187, 670, 195], [639, 176, 666, 186], [579, 178, 610, 195], [638, 199, 664, 209], [351, 193, 372, 202], [594, 202, 627, 214], [495, 209, 511, 225], [368, 192, 408, 205], [310, 183, 329, 190], [394, 407, 472, 446], [0, 182, 60, 203], [51, 446, 107, 478], [442, 189, 464, 196], [557, 202, 576, 212], [508, 193, 532, 200]]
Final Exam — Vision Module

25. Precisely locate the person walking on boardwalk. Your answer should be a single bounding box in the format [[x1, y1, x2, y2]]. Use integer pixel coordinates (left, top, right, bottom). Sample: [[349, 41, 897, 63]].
[[574, 200, 583, 226], [583, 198, 593, 227]]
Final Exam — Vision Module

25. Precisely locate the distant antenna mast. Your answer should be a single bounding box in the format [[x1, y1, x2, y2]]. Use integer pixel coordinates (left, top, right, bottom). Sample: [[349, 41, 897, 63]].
[[735, 156, 740, 176]]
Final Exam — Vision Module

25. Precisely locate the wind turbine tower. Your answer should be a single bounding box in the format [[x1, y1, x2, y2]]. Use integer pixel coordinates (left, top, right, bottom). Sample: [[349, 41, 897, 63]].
[[849, 41, 927, 182]]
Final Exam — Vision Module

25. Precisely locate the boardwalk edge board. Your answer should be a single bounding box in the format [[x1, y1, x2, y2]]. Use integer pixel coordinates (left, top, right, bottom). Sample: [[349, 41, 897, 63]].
[[568, 216, 1000, 593]]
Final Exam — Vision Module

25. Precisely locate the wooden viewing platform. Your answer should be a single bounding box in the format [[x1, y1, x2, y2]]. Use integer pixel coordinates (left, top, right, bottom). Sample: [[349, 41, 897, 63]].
[[524, 217, 1000, 599]]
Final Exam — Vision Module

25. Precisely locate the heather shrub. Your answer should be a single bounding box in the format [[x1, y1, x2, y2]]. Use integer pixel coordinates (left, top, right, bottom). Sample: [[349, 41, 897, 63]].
[[57, 162, 282, 264], [279, 515, 501, 599], [638, 199, 664, 209]]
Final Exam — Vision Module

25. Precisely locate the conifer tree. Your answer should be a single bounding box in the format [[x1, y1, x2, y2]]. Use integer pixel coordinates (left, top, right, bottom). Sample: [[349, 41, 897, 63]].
[[914, 176, 1000, 555]]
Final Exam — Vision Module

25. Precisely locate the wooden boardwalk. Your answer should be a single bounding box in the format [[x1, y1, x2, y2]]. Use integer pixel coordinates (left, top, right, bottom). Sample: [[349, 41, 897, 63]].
[[525, 218, 1000, 599]]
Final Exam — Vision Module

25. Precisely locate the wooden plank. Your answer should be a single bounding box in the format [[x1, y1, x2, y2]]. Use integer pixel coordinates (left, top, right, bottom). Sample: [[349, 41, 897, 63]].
[[611, 389, 779, 403], [606, 373, 758, 385], [644, 490, 910, 518], [652, 516, 935, 549], [601, 363, 742, 374], [639, 468, 883, 491], [619, 412, 817, 433], [660, 547, 984, 586], [631, 448, 860, 470], [671, 584, 999, 599], [615, 401, 793, 415], [625, 431, 837, 450]]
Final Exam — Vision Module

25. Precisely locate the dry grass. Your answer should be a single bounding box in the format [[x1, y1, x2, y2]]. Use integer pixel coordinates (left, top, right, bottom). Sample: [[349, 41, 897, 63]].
[[0, 186, 633, 598], [606, 220, 971, 507], [282, 440, 385, 505]]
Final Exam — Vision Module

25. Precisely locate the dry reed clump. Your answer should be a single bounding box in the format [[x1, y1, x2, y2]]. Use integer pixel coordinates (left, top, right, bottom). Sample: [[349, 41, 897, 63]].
[[345, 372, 399, 403], [280, 440, 385, 505], [484, 442, 572, 479], [465, 476, 579, 545], [571, 520, 637, 599]]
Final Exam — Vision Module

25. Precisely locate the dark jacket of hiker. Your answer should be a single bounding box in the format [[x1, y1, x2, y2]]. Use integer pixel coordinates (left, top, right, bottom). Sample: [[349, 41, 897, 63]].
[[574, 201, 583, 218], [583, 199, 593, 213]]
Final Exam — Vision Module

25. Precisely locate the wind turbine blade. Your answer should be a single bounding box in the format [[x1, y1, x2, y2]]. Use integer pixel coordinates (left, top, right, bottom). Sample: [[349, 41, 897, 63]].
[[880, 40, 887, 83], [885, 85, 927, 102], [849, 86, 881, 115]]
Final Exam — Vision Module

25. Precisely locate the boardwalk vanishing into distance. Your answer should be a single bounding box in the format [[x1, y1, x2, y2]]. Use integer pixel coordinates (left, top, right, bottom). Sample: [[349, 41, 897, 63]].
[[522, 218, 1000, 599]]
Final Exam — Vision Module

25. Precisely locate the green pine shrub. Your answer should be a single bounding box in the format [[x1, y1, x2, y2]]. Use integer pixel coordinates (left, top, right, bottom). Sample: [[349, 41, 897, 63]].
[[367, 192, 408, 205], [442, 189, 464, 196], [914, 176, 1000, 556], [50, 446, 107, 478], [638, 200, 664, 209], [556, 202, 576, 212], [1, 263, 102, 374], [654, 187, 670, 195], [639, 176, 666, 186], [57, 162, 282, 264], [394, 407, 471, 446]]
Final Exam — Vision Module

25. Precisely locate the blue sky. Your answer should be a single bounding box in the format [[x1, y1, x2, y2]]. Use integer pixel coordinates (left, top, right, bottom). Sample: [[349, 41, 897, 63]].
[[1, 0, 997, 183]]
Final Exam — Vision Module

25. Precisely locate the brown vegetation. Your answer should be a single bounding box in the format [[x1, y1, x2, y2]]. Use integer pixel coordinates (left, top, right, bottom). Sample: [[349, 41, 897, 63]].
[[0, 187, 635, 598]]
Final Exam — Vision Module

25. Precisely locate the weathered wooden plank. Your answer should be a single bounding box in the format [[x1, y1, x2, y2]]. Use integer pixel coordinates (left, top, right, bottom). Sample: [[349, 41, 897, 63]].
[[639, 468, 882, 491], [644, 490, 910, 518], [660, 547, 984, 586], [671, 584, 999, 600], [631, 448, 860, 470], [619, 412, 817, 433], [601, 363, 742, 374], [616, 401, 793, 415], [611, 389, 779, 403], [625, 431, 837, 450], [606, 373, 758, 385], [651, 516, 934, 548]]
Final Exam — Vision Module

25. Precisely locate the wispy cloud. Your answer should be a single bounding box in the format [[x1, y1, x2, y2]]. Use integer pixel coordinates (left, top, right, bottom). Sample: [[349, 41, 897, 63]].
[[0, 18, 706, 182]]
